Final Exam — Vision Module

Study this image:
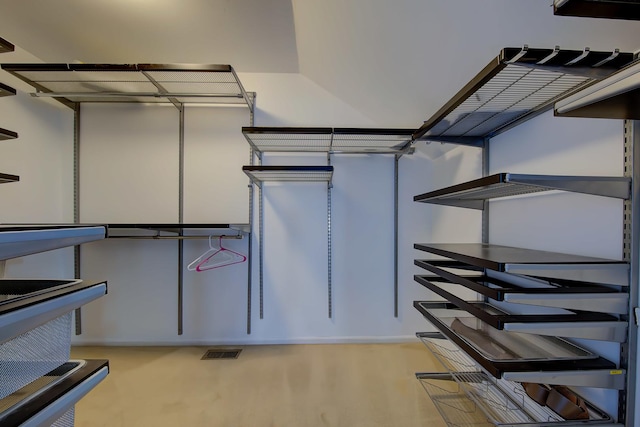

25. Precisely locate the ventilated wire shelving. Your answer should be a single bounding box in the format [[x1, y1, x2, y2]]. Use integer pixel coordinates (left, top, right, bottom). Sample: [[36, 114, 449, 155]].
[[412, 46, 635, 146], [242, 127, 414, 154], [1, 63, 254, 109]]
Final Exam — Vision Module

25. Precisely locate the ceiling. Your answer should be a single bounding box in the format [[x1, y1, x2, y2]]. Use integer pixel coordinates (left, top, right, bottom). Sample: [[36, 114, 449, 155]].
[[1, 0, 640, 127]]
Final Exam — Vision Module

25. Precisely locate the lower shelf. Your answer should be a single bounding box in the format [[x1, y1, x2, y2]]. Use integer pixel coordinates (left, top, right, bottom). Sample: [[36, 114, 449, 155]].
[[416, 371, 617, 426], [0, 359, 109, 427], [416, 334, 618, 426]]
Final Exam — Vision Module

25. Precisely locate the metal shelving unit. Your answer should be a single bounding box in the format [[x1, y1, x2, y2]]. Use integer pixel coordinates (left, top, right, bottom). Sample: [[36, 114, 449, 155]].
[[413, 173, 630, 209], [242, 127, 414, 318], [553, 0, 640, 20], [0, 62, 257, 335], [243, 166, 334, 318], [410, 44, 637, 426], [412, 46, 635, 146]]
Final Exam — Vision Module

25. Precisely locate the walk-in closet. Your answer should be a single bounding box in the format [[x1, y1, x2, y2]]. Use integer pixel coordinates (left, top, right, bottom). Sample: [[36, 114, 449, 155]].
[[1, 1, 640, 426]]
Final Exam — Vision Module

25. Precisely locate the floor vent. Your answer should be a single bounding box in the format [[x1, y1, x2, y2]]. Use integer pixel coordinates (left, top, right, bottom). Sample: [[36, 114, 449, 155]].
[[201, 349, 242, 360]]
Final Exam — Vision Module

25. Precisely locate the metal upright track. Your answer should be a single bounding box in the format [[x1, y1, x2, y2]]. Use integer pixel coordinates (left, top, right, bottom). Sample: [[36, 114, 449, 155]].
[[327, 153, 333, 318], [73, 104, 82, 335], [177, 105, 185, 335], [622, 119, 639, 426]]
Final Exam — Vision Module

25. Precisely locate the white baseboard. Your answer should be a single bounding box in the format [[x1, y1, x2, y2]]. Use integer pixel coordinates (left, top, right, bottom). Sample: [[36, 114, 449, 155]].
[[71, 335, 418, 347]]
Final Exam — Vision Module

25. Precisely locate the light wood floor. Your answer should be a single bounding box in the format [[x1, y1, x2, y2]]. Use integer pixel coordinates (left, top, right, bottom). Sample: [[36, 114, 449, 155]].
[[70, 343, 448, 427]]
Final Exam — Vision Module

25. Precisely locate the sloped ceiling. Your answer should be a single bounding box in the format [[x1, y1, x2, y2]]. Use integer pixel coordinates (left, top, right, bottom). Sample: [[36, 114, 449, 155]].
[[1, 0, 640, 127], [0, 0, 299, 72]]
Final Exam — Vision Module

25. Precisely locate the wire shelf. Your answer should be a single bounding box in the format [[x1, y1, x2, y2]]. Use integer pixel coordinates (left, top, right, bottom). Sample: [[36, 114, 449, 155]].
[[243, 166, 334, 184], [416, 334, 614, 425], [413, 46, 635, 144], [0, 63, 253, 108], [242, 127, 414, 154]]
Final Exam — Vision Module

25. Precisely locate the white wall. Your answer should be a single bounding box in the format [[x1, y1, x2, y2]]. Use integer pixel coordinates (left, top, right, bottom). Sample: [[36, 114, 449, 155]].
[[72, 73, 444, 345], [0, 47, 75, 278]]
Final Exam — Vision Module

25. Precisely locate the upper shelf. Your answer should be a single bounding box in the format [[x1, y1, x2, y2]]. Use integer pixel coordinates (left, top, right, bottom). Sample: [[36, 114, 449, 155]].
[[105, 223, 251, 237], [412, 46, 635, 146], [554, 0, 640, 20], [0, 37, 13, 54], [0, 82, 16, 97], [0, 173, 19, 184], [555, 59, 640, 119], [0, 225, 106, 260], [413, 173, 630, 209], [0, 63, 254, 110], [0, 128, 17, 141], [242, 127, 415, 154], [415, 243, 629, 286], [243, 166, 334, 185]]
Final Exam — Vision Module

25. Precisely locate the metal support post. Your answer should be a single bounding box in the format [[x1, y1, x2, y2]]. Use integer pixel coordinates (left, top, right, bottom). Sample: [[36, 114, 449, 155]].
[[259, 181, 264, 319], [177, 105, 185, 335], [73, 104, 82, 335], [327, 153, 333, 318], [481, 138, 490, 244], [622, 120, 639, 426], [246, 97, 255, 334], [394, 154, 400, 318]]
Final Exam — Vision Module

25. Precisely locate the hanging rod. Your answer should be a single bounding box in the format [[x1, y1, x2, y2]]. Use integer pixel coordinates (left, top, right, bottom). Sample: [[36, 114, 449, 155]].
[[106, 234, 243, 240], [31, 92, 245, 99]]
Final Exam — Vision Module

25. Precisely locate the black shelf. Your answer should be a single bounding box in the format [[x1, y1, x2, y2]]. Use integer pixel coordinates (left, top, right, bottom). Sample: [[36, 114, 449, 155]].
[[414, 276, 626, 341], [0, 128, 18, 141], [414, 243, 626, 269], [414, 243, 628, 286], [414, 302, 620, 386], [243, 165, 334, 184], [555, 59, 640, 119], [0, 37, 13, 54], [414, 260, 629, 314], [0, 173, 18, 183], [105, 223, 250, 236], [554, 0, 640, 20], [0, 63, 253, 109], [0, 359, 108, 427], [0, 82, 16, 98], [242, 127, 415, 154], [413, 173, 630, 209], [0, 225, 106, 261], [412, 46, 635, 145], [0, 279, 107, 344]]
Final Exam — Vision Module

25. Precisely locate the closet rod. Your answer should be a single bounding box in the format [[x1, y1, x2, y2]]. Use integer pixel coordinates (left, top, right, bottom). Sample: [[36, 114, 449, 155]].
[[106, 235, 243, 240], [31, 92, 245, 99]]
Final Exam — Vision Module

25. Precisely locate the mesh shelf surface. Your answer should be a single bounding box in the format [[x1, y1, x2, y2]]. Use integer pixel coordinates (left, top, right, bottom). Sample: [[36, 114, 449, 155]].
[[0, 63, 253, 108], [242, 127, 414, 154], [243, 165, 333, 183], [417, 334, 614, 425], [414, 173, 630, 209], [413, 46, 635, 144], [0, 314, 71, 400]]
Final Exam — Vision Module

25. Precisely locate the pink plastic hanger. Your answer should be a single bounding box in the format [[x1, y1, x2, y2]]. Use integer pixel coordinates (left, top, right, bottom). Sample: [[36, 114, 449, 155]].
[[194, 236, 246, 272]]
